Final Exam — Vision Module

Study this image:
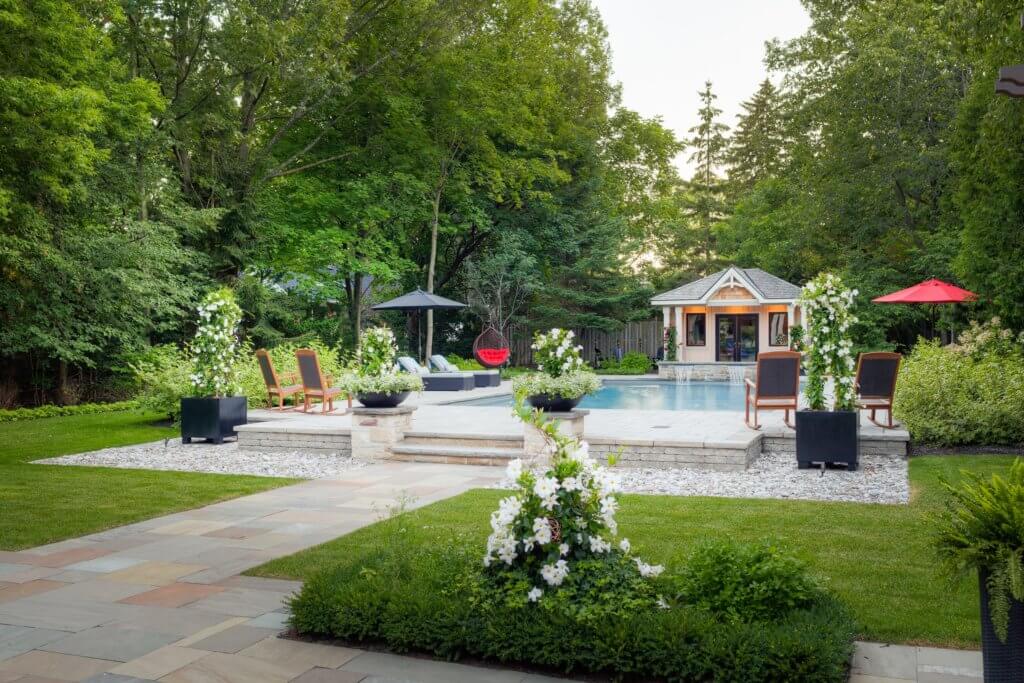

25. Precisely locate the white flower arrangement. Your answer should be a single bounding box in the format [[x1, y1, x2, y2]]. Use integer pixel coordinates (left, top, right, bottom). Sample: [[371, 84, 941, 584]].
[[188, 288, 242, 397], [484, 404, 664, 602], [796, 273, 858, 411], [345, 326, 422, 395]]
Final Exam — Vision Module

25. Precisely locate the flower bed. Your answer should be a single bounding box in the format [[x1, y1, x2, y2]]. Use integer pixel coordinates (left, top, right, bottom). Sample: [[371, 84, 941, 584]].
[[286, 406, 857, 681]]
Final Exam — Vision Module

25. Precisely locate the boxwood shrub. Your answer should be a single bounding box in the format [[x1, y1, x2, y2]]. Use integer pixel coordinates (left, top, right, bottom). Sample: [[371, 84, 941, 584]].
[[289, 541, 856, 682]]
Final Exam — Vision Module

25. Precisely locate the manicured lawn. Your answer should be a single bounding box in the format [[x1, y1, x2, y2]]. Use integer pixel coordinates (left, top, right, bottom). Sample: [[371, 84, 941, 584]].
[[250, 455, 1017, 649], [0, 411, 297, 550]]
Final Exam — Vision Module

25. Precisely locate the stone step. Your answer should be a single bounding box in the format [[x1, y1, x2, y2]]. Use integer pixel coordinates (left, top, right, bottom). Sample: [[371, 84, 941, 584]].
[[389, 443, 523, 466], [400, 431, 523, 450]]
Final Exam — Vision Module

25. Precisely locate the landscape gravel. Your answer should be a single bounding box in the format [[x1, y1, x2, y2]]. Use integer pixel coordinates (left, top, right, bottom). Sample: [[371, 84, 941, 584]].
[[39, 439, 365, 479], [497, 451, 909, 505]]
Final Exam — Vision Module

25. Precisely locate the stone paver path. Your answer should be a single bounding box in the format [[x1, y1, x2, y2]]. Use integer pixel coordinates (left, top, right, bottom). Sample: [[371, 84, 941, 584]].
[[0, 461, 983, 682]]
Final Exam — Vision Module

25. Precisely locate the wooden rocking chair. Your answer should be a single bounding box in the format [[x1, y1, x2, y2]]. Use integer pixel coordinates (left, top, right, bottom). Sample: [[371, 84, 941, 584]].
[[745, 351, 802, 430], [255, 349, 302, 410], [295, 349, 351, 414], [855, 352, 902, 429]]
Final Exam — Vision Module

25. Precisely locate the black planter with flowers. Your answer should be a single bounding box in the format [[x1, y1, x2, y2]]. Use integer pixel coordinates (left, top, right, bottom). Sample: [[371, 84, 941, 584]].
[[512, 328, 601, 412], [794, 273, 861, 470], [180, 288, 248, 445], [526, 394, 582, 413]]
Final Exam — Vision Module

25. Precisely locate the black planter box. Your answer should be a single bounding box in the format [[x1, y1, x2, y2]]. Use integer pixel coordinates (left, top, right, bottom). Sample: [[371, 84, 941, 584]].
[[979, 568, 1024, 682], [473, 370, 501, 388], [181, 396, 247, 444], [356, 391, 410, 409], [527, 394, 582, 412], [795, 410, 858, 470]]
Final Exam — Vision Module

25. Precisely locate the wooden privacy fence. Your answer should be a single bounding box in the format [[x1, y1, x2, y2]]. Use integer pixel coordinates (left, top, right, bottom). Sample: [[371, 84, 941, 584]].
[[508, 319, 662, 366]]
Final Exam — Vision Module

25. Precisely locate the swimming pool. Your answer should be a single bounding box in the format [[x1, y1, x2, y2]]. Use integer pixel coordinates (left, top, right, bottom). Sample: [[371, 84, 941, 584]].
[[452, 380, 770, 411]]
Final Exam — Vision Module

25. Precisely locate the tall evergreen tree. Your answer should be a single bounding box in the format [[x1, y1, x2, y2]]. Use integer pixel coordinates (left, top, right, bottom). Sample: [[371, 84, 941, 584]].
[[682, 81, 729, 274], [727, 79, 787, 192]]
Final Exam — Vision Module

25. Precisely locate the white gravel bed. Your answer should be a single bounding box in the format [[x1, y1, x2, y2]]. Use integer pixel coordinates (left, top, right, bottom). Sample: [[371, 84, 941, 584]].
[[617, 452, 909, 504], [38, 439, 365, 479], [497, 451, 909, 505]]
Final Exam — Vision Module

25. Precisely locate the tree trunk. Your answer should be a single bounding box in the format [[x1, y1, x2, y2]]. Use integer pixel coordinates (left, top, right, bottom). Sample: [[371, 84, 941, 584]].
[[56, 359, 68, 406], [425, 187, 441, 362]]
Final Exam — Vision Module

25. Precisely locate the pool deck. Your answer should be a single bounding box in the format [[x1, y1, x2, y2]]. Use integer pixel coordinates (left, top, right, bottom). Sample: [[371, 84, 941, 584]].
[[236, 377, 910, 471]]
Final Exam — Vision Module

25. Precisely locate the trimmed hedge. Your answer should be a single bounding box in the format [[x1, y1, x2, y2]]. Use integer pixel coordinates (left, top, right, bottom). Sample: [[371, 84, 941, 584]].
[[0, 400, 139, 423], [290, 544, 856, 682], [598, 351, 653, 375]]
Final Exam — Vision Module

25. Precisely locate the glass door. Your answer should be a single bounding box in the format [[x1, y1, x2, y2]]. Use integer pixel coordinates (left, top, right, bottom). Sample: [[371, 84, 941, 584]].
[[716, 314, 759, 362]]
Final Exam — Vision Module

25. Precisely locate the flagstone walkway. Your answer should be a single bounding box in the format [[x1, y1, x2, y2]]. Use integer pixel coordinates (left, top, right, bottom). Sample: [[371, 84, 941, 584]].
[[0, 462, 984, 682]]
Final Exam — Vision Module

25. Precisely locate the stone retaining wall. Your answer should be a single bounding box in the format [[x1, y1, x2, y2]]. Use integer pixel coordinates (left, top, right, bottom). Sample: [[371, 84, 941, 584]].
[[589, 438, 760, 472], [763, 436, 906, 457], [237, 430, 352, 456]]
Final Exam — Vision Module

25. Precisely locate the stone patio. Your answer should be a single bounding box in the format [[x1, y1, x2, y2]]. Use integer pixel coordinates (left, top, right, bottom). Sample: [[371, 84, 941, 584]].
[[0, 461, 983, 682]]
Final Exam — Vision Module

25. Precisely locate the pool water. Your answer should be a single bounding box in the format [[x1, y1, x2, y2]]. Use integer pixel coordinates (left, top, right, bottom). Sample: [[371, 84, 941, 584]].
[[454, 380, 763, 412]]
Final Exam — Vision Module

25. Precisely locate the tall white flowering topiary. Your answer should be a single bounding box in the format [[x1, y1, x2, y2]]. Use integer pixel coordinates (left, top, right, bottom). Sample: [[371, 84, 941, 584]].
[[485, 405, 664, 603], [797, 273, 858, 411], [189, 288, 242, 397], [356, 326, 398, 376]]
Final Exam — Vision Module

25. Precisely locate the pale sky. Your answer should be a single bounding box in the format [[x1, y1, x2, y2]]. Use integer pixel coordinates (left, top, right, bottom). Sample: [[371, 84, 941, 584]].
[[591, 0, 810, 176]]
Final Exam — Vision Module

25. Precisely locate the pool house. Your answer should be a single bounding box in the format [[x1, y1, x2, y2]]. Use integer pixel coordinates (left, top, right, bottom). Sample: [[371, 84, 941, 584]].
[[652, 266, 802, 381]]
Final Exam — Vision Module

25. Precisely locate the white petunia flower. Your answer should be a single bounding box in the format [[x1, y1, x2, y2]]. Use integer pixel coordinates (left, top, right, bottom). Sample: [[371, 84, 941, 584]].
[[527, 587, 543, 602]]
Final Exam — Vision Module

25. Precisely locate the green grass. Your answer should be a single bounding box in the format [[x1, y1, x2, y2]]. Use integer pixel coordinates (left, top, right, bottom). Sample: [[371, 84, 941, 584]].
[[0, 410, 297, 550], [249, 455, 1018, 648]]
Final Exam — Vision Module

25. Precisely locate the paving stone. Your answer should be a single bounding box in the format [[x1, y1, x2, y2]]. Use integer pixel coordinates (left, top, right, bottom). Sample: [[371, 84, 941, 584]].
[[81, 674, 158, 683], [159, 652, 296, 683], [42, 581, 154, 604], [215, 577, 301, 595], [0, 567, 62, 584], [341, 652, 537, 683], [0, 597, 130, 632], [104, 606, 229, 639], [0, 675, 68, 683], [41, 626, 180, 662], [102, 563, 207, 587], [289, 668, 366, 683], [0, 650, 116, 681], [32, 548, 110, 569], [150, 521, 231, 537], [201, 527, 268, 540], [0, 580, 67, 603], [118, 584, 224, 608], [237, 637, 359, 675], [189, 626, 278, 654], [64, 558, 147, 574], [915, 647, 983, 679], [187, 588, 286, 617], [848, 676, 915, 683], [852, 642, 918, 680], [108, 646, 207, 680], [244, 612, 289, 630], [172, 619, 248, 649], [46, 571, 104, 584], [0, 625, 71, 662]]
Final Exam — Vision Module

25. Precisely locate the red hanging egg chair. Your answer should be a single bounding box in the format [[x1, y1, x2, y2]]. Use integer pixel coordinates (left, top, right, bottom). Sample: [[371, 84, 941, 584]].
[[473, 326, 510, 368]]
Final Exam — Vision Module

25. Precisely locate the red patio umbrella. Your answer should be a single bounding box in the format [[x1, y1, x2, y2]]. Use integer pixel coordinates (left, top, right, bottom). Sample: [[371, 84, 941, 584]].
[[871, 278, 977, 304], [872, 278, 977, 341]]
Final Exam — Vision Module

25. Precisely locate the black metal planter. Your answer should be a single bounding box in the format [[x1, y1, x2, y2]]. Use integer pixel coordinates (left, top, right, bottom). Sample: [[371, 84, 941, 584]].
[[795, 410, 859, 470], [356, 391, 410, 409], [527, 394, 582, 412], [180, 396, 247, 444], [979, 568, 1024, 682]]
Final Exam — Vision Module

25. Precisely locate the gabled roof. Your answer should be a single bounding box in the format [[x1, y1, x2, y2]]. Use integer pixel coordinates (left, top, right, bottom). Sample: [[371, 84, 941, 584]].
[[651, 267, 801, 304]]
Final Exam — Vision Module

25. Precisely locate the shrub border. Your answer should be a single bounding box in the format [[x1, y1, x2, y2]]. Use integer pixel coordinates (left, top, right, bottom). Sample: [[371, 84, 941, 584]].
[[0, 400, 139, 423]]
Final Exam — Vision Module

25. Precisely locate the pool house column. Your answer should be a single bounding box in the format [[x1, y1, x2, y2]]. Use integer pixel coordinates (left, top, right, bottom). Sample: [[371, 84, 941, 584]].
[[674, 306, 684, 359]]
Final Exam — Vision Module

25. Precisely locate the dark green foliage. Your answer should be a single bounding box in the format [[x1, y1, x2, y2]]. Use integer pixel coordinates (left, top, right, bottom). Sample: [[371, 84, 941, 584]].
[[289, 535, 856, 682], [674, 541, 821, 623], [894, 341, 1024, 446], [598, 352, 652, 375], [934, 459, 1024, 642], [0, 401, 138, 423]]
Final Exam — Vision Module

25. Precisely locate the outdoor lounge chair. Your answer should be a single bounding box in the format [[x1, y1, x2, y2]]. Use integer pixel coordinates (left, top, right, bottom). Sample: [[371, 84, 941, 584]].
[[255, 349, 302, 410], [855, 351, 902, 429], [295, 348, 350, 414], [429, 354, 500, 388], [744, 350, 801, 430], [397, 356, 474, 391]]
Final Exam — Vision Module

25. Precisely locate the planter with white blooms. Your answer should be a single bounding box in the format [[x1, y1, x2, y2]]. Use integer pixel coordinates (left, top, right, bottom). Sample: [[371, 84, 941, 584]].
[[181, 288, 247, 444], [513, 328, 600, 412], [794, 273, 859, 470]]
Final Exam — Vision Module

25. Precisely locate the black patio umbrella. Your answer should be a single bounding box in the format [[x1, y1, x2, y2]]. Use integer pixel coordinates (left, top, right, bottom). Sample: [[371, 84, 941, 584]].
[[371, 288, 467, 360]]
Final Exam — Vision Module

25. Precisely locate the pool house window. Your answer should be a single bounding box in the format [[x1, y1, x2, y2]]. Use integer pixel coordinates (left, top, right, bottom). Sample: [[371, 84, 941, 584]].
[[686, 313, 706, 346], [769, 312, 789, 347]]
